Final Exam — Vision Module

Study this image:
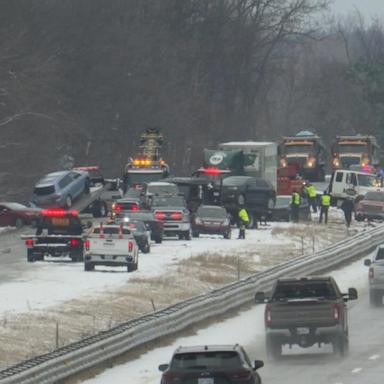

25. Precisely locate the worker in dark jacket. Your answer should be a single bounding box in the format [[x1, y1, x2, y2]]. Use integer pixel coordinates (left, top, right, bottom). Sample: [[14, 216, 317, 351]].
[[291, 189, 301, 223], [341, 197, 355, 228], [238, 206, 250, 239], [319, 190, 331, 224]]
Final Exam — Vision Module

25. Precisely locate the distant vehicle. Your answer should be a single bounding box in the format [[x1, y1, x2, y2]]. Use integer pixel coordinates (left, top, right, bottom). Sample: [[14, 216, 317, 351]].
[[279, 131, 326, 181], [269, 195, 311, 222], [0, 202, 41, 228], [22, 209, 88, 262], [111, 198, 142, 217], [119, 210, 163, 244], [84, 223, 139, 272], [328, 169, 384, 205], [191, 205, 231, 238], [123, 219, 151, 253], [255, 277, 358, 358], [221, 176, 276, 227], [72, 166, 105, 187], [150, 195, 191, 240], [140, 181, 179, 209], [159, 344, 264, 384], [355, 191, 384, 221], [364, 245, 384, 306], [331, 135, 380, 171], [32, 170, 90, 208]]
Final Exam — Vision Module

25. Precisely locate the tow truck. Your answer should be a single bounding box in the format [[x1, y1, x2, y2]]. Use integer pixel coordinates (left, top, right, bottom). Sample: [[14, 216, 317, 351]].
[[22, 209, 91, 262]]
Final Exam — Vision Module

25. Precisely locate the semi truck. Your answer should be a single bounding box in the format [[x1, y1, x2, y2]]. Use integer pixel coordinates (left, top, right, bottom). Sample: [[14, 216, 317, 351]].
[[279, 131, 326, 182], [331, 135, 380, 171]]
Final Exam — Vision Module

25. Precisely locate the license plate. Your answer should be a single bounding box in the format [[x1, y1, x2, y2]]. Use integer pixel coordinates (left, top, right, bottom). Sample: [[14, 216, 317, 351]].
[[103, 242, 114, 246], [52, 217, 69, 226], [198, 379, 214, 384], [104, 255, 114, 260], [297, 327, 309, 335]]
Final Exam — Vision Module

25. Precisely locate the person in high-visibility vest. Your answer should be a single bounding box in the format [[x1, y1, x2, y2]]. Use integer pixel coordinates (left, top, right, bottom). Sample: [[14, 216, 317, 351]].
[[305, 183, 318, 213], [238, 206, 250, 239], [291, 189, 301, 223], [319, 190, 331, 224]]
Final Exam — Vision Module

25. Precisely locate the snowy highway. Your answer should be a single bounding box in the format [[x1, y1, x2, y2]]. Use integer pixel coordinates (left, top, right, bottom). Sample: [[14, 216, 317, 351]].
[[82, 254, 384, 384]]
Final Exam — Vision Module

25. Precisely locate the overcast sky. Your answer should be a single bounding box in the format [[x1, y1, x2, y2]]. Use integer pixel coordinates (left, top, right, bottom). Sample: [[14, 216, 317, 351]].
[[331, 0, 384, 18]]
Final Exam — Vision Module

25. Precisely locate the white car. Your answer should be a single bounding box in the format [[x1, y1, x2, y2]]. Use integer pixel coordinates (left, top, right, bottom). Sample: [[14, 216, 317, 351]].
[[84, 224, 139, 272]]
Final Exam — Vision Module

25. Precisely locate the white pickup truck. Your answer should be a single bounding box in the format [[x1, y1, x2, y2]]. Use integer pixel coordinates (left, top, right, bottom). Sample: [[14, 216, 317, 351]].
[[364, 245, 384, 306], [84, 224, 139, 272]]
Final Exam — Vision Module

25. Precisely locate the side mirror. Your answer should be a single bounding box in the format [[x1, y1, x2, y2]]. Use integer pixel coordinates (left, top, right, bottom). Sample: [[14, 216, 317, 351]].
[[253, 360, 264, 370], [158, 363, 169, 372], [364, 259, 372, 267], [255, 291, 266, 303], [347, 287, 358, 301]]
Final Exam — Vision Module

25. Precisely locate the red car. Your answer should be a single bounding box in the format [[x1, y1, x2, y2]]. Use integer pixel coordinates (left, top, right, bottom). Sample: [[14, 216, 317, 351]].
[[355, 191, 384, 221], [0, 202, 41, 228]]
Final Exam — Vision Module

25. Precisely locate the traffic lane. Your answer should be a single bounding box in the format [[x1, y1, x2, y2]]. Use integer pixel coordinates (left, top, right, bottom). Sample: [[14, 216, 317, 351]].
[[82, 256, 377, 384]]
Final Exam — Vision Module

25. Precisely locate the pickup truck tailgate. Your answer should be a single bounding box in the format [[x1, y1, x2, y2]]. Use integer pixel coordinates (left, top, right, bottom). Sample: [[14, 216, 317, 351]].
[[88, 237, 128, 255], [269, 299, 337, 328]]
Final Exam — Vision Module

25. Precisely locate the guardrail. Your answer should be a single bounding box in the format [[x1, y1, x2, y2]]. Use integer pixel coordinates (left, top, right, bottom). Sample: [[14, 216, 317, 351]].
[[1, 224, 383, 383]]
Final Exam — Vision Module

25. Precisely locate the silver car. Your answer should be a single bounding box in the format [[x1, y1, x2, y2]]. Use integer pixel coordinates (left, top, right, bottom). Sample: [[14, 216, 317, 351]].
[[32, 170, 90, 208]]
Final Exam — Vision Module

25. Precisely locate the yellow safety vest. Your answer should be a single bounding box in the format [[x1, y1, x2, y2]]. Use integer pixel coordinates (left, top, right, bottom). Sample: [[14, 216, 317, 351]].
[[292, 192, 301, 205], [307, 185, 317, 198], [239, 208, 250, 222], [321, 195, 331, 206]]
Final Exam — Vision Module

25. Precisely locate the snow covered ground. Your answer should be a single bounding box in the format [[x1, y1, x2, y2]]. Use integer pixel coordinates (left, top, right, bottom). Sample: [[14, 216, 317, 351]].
[[82, 254, 374, 384]]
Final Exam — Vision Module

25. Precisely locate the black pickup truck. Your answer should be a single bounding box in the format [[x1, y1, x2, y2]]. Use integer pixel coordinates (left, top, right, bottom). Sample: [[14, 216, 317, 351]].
[[22, 209, 90, 262], [255, 277, 358, 358]]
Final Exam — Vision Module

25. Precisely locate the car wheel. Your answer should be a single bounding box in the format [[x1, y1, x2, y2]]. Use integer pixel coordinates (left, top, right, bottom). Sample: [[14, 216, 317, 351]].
[[65, 195, 72, 209], [143, 241, 151, 254], [15, 217, 24, 228], [155, 236, 162, 244], [224, 230, 231, 239], [27, 250, 35, 262], [184, 230, 192, 241], [332, 335, 348, 356], [238, 194, 246, 205], [84, 263, 94, 271], [192, 230, 199, 238], [369, 290, 382, 306]]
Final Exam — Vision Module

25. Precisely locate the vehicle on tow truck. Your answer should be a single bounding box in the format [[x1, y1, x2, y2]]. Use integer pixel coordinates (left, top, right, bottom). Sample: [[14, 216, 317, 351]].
[[22, 209, 89, 262], [84, 223, 139, 272], [255, 276, 358, 358]]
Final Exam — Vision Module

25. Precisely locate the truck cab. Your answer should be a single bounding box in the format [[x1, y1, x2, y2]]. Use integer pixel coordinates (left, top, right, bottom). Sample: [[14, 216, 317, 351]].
[[328, 169, 384, 204]]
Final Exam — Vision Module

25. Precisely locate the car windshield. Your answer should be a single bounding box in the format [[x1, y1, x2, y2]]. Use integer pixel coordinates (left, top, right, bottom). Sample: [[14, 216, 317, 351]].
[[364, 192, 384, 201], [34, 186, 55, 195], [171, 351, 241, 370], [151, 196, 185, 207], [222, 177, 250, 186], [147, 184, 178, 195], [197, 207, 227, 218], [284, 144, 313, 154], [275, 196, 291, 207], [273, 282, 337, 301], [5, 203, 27, 210], [357, 174, 382, 187]]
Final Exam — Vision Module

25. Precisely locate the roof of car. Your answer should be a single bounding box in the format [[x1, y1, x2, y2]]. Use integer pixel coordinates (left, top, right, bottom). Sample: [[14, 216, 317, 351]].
[[277, 277, 331, 283], [36, 171, 69, 186], [198, 205, 226, 210], [147, 182, 175, 186], [174, 345, 241, 354]]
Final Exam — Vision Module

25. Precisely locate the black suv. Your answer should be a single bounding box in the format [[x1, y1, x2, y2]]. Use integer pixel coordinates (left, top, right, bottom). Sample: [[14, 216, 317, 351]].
[[159, 344, 264, 384]]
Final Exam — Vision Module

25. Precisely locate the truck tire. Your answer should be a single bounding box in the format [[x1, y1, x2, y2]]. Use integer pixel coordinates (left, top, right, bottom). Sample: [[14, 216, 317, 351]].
[[369, 290, 382, 307], [154, 236, 162, 244], [184, 230, 192, 241], [332, 334, 348, 356], [84, 263, 94, 271], [192, 230, 199, 238], [27, 250, 35, 262], [143, 241, 151, 254], [266, 336, 282, 359]]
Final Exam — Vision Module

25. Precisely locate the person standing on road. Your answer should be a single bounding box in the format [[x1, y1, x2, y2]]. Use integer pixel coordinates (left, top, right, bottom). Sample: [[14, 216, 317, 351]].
[[305, 183, 318, 213], [319, 190, 331, 224], [291, 189, 301, 223], [341, 197, 355, 228], [238, 206, 250, 239]]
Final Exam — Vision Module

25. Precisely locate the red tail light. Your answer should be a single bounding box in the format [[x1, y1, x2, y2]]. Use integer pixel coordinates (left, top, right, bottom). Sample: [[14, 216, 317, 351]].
[[333, 303, 341, 323], [85, 239, 90, 251], [265, 304, 272, 326], [155, 212, 166, 220], [42, 209, 78, 217], [25, 239, 34, 247], [70, 239, 79, 247], [128, 241, 133, 252], [130, 204, 139, 211], [112, 203, 123, 213], [369, 267, 374, 279], [170, 212, 182, 220], [231, 368, 252, 380]]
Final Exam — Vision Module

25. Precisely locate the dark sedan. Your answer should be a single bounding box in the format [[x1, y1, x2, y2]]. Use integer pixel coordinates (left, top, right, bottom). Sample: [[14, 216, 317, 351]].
[[120, 210, 163, 243], [0, 202, 41, 228], [122, 219, 151, 253], [269, 195, 311, 222], [191, 205, 231, 238]]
